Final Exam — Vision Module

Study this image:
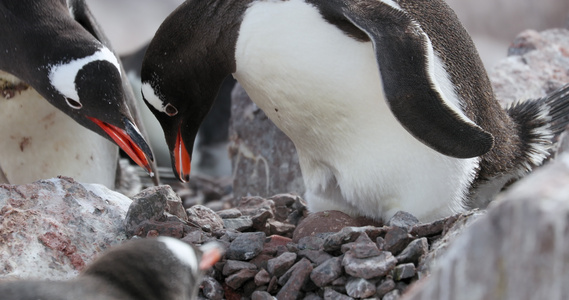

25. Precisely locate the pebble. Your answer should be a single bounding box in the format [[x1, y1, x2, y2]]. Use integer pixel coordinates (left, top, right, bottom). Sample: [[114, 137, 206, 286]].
[[395, 237, 428, 264], [216, 208, 242, 219], [324, 287, 354, 300], [186, 205, 225, 232], [267, 252, 297, 277], [201, 276, 224, 300], [226, 232, 266, 260], [343, 250, 397, 279], [276, 258, 313, 300], [383, 289, 401, 300], [251, 291, 275, 300], [387, 211, 420, 230], [310, 256, 343, 287], [225, 268, 258, 289], [223, 216, 254, 231], [393, 263, 416, 281], [345, 277, 377, 298], [384, 226, 413, 254], [254, 268, 271, 286], [376, 278, 396, 298], [222, 260, 257, 276]]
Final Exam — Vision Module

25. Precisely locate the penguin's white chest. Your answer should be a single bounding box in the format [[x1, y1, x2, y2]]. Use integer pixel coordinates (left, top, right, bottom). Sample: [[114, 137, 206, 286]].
[[0, 72, 119, 188], [233, 0, 478, 221]]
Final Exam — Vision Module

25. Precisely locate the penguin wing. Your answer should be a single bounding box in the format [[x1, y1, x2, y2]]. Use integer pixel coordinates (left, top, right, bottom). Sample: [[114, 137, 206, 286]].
[[70, 0, 160, 183], [339, 2, 494, 158]]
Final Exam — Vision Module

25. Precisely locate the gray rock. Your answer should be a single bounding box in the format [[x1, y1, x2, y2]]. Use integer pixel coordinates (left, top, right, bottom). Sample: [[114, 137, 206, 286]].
[[345, 277, 376, 298], [383, 227, 413, 255], [298, 234, 330, 251], [254, 268, 271, 286], [252, 291, 275, 300], [343, 233, 381, 259], [395, 238, 428, 265], [229, 83, 305, 199], [310, 257, 343, 287], [225, 268, 258, 289], [186, 205, 225, 232], [222, 260, 258, 276], [223, 216, 254, 232], [322, 227, 366, 252], [268, 219, 296, 236], [323, 288, 354, 300], [0, 178, 130, 280], [409, 215, 459, 238], [383, 290, 401, 300], [376, 279, 396, 298], [387, 211, 420, 230], [276, 258, 313, 300], [393, 263, 416, 281], [298, 249, 334, 266], [303, 292, 323, 300], [236, 196, 275, 231], [202, 276, 224, 300], [401, 155, 569, 300], [226, 232, 266, 261], [267, 252, 297, 277], [216, 208, 242, 219], [343, 251, 397, 280]]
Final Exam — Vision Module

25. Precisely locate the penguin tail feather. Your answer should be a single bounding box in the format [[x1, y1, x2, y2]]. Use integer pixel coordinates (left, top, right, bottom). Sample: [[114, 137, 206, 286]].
[[506, 83, 569, 172]]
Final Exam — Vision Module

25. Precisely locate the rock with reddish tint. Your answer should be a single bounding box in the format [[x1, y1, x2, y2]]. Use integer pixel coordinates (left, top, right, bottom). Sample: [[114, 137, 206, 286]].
[[297, 234, 330, 251], [395, 238, 428, 265], [409, 216, 452, 238], [376, 279, 396, 298], [236, 196, 275, 231], [0, 178, 130, 280], [343, 233, 381, 259], [202, 276, 224, 300], [393, 263, 416, 281], [387, 211, 420, 230], [267, 252, 297, 277], [217, 208, 242, 219], [222, 260, 258, 276], [276, 258, 313, 300], [268, 219, 296, 236], [384, 226, 413, 255], [225, 268, 258, 290], [346, 277, 376, 299], [251, 291, 275, 300], [304, 292, 323, 300], [263, 235, 292, 256], [310, 257, 343, 287], [254, 269, 271, 286], [226, 232, 266, 261], [223, 216, 254, 232], [324, 287, 353, 300], [384, 289, 401, 300], [343, 251, 397, 280], [186, 205, 224, 232], [270, 193, 299, 222], [323, 227, 370, 252], [292, 211, 361, 243], [229, 83, 305, 199]]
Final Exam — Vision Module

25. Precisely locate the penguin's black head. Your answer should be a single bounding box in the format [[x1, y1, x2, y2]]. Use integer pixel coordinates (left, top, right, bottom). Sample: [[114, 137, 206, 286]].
[[140, 0, 244, 182]]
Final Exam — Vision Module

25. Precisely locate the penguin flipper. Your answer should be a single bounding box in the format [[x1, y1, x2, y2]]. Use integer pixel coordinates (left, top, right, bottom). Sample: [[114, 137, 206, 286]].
[[70, 0, 160, 184], [339, 2, 494, 158]]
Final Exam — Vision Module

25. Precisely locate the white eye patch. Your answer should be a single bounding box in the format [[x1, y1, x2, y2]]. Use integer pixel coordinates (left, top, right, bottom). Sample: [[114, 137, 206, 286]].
[[48, 46, 121, 106], [141, 82, 177, 115]]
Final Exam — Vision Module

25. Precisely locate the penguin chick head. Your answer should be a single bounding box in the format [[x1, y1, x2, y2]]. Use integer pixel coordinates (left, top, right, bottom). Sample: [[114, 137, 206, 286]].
[[47, 46, 155, 175]]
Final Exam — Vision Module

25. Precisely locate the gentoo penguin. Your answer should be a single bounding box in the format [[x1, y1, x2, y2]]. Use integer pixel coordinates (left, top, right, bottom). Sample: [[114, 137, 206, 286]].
[[0, 237, 223, 300], [140, 0, 569, 221], [121, 44, 235, 177], [0, 0, 157, 188]]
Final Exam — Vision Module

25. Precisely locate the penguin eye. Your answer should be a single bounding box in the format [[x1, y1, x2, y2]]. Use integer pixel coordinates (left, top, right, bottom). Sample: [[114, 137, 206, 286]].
[[65, 98, 83, 109], [164, 103, 178, 116]]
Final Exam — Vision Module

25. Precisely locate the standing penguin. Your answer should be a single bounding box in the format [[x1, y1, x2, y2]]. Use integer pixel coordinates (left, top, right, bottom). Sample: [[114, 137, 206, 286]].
[[140, 0, 569, 221], [0, 0, 157, 188], [0, 237, 223, 300]]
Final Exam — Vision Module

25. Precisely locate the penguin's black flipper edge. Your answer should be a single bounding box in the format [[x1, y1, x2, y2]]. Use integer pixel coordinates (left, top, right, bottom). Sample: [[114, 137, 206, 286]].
[[71, 0, 160, 184], [341, 2, 494, 158]]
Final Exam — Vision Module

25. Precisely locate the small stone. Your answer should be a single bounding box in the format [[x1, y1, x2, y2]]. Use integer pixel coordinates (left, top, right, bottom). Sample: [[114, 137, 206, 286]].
[[263, 235, 292, 256], [226, 232, 266, 260], [343, 251, 397, 279], [186, 205, 224, 232], [345, 277, 376, 298], [310, 256, 343, 287], [223, 216, 254, 231], [268, 219, 296, 236], [201, 276, 224, 300], [276, 258, 313, 300], [293, 211, 361, 243], [387, 211, 419, 230], [217, 208, 242, 219], [384, 227, 413, 254], [322, 227, 365, 252], [376, 279, 396, 298], [303, 292, 323, 300], [395, 237, 428, 264], [298, 249, 333, 265], [331, 276, 347, 286], [376, 237, 386, 251], [393, 263, 416, 281], [255, 269, 271, 286], [267, 276, 279, 294], [225, 268, 258, 289], [323, 287, 354, 300], [410, 214, 459, 237], [222, 260, 258, 276], [349, 233, 381, 258], [382, 289, 400, 300], [267, 252, 297, 277], [237, 196, 275, 230], [298, 234, 330, 250], [251, 291, 275, 300]]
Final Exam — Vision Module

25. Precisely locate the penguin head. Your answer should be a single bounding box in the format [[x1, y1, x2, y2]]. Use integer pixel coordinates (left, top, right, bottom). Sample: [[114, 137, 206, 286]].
[[140, 0, 239, 182], [82, 237, 223, 300], [0, 0, 155, 174]]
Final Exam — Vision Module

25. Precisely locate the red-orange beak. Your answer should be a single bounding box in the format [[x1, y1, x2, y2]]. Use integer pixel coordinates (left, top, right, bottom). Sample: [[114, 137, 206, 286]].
[[88, 117, 154, 176], [174, 129, 191, 182]]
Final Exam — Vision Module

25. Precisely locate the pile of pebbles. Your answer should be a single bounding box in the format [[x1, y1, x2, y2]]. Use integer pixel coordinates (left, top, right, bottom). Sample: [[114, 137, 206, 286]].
[[125, 185, 460, 300]]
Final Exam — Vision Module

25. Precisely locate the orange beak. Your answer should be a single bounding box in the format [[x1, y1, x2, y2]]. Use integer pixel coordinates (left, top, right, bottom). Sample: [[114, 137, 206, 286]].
[[174, 129, 191, 182], [88, 117, 153, 176]]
